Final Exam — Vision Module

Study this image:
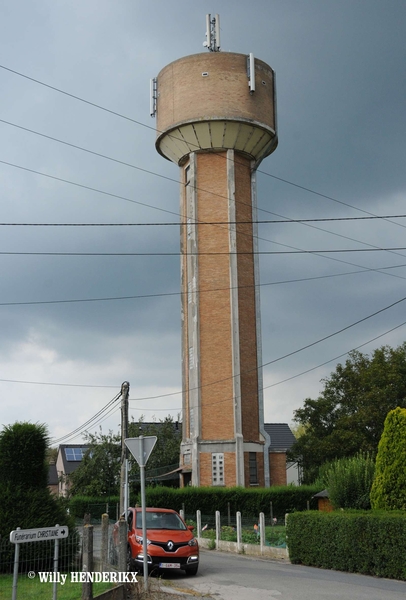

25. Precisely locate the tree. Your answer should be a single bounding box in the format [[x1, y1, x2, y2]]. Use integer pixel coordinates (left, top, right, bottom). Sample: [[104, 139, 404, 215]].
[[370, 407, 406, 510], [68, 416, 182, 497], [68, 429, 121, 497], [0, 422, 77, 570], [289, 344, 406, 483], [128, 416, 182, 492]]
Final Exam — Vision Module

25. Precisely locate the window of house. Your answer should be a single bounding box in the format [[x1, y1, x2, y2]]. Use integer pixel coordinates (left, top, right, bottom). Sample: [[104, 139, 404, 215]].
[[212, 453, 224, 486], [249, 452, 258, 485]]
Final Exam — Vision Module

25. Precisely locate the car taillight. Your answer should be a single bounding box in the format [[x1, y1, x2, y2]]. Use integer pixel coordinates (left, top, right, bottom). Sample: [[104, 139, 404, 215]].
[[188, 538, 198, 547]]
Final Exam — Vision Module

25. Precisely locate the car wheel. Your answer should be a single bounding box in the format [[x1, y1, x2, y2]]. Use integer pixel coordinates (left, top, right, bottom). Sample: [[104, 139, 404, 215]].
[[185, 564, 198, 576]]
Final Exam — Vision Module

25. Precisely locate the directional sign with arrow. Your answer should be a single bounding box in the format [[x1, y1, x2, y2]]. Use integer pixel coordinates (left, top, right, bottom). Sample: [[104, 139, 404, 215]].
[[10, 526, 69, 544]]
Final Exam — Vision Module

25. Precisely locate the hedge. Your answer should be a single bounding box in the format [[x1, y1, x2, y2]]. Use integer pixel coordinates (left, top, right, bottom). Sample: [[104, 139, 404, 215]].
[[145, 485, 319, 518], [69, 496, 120, 521], [286, 510, 406, 580]]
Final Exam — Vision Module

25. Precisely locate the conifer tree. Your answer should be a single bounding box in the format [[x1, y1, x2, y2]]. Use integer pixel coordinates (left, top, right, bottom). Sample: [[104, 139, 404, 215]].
[[370, 407, 406, 510]]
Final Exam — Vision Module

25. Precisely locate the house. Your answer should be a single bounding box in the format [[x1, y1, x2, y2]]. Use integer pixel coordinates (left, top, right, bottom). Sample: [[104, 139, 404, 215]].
[[264, 423, 300, 486], [48, 462, 59, 496], [54, 444, 89, 496]]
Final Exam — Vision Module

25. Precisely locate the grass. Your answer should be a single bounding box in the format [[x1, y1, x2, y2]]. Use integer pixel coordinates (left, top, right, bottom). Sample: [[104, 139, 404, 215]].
[[0, 574, 114, 600], [201, 524, 286, 547]]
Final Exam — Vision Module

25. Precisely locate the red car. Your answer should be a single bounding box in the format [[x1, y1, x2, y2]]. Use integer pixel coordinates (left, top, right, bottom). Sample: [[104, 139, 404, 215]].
[[113, 507, 199, 575]]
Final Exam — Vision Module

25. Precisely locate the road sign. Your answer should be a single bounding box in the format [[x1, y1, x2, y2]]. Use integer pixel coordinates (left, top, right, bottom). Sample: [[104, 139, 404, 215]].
[[125, 436, 157, 467], [10, 526, 69, 544]]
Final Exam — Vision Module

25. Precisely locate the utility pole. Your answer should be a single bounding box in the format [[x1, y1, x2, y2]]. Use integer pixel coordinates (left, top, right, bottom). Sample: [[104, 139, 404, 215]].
[[119, 381, 130, 515]]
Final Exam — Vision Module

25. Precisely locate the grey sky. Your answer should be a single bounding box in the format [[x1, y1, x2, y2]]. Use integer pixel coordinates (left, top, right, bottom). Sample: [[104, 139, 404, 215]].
[[1, 0, 406, 444]]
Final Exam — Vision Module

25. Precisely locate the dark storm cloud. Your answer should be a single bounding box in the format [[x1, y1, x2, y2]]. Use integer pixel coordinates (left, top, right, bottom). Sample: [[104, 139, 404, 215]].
[[0, 0, 405, 438]]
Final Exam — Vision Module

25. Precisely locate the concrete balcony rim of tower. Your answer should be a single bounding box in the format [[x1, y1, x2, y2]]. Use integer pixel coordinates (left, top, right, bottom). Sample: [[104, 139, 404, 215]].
[[155, 117, 278, 166]]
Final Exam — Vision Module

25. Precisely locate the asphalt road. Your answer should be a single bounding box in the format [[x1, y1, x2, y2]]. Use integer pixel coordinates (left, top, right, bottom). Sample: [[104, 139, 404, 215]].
[[163, 549, 406, 600]]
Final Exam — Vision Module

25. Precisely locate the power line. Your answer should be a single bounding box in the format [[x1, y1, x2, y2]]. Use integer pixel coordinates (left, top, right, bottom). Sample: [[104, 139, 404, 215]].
[[257, 168, 406, 231], [52, 405, 122, 445], [1, 247, 406, 256], [50, 391, 122, 444], [2, 263, 406, 308], [2, 214, 406, 226], [263, 319, 406, 391], [0, 64, 157, 133]]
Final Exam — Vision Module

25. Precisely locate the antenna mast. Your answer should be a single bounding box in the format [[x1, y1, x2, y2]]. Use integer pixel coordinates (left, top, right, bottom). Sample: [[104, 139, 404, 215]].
[[203, 14, 220, 52]]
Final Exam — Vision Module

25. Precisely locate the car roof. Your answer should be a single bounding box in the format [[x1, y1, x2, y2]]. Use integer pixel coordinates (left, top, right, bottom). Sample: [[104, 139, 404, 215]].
[[132, 507, 177, 513]]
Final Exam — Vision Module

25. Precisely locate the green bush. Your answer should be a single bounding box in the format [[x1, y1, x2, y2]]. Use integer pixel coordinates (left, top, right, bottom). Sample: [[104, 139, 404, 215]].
[[286, 510, 406, 580], [370, 407, 406, 510], [145, 485, 319, 518], [316, 453, 375, 509]]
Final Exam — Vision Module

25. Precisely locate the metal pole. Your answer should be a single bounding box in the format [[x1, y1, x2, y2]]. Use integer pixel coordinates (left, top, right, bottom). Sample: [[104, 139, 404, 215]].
[[53, 525, 59, 600], [12, 528, 20, 600], [139, 435, 148, 592]]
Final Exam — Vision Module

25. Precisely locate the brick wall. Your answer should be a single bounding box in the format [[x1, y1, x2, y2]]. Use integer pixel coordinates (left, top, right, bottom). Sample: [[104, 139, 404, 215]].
[[269, 452, 287, 486], [199, 451, 236, 487], [197, 152, 235, 441]]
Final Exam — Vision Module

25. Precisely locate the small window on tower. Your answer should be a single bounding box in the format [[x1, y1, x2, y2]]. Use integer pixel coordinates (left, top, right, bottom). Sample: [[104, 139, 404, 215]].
[[249, 452, 258, 485], [185, 165, 191, 186], [212, 453, 224, 486]]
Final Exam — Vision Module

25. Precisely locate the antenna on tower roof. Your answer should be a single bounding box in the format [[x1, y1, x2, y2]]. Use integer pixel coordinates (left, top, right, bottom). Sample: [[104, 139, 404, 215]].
[[203, 14, 220, 52]]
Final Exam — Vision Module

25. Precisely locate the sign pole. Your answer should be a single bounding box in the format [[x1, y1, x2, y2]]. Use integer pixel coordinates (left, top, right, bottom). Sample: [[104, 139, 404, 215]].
[[124, 435, 156, 594], [12, 527, 20, 600], [53, 524, 59, 600], [139, 435, 148, 592]]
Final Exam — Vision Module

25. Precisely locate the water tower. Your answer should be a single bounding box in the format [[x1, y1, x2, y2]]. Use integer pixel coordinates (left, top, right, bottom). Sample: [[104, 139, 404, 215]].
[[151, 15, 277, 487]]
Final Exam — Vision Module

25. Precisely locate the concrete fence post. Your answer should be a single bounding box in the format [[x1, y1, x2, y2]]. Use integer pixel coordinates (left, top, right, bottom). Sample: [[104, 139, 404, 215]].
[[118, 517, 127, 573], [215, 511, 221, 549], [101, 513, 109, 569], [196, 510, 201, 541], [82, 524, 93, 600], [236, 511, 242, 552], [259, 512, 265, 554]]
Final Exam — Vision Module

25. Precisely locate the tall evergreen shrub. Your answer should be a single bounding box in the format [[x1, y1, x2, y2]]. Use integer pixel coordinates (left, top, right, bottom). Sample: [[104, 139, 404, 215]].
[[370, 407, 406, 509], [0, 422, 77, 572]]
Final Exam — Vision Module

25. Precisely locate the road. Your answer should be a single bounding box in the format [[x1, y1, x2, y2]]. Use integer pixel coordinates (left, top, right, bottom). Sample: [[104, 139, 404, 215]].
[[163, 549, 406, 600]]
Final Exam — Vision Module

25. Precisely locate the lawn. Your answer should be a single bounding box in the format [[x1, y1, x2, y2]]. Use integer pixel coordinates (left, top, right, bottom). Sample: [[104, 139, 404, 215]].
[[0, 574, 114, 600], [201, 524, 287, 547]]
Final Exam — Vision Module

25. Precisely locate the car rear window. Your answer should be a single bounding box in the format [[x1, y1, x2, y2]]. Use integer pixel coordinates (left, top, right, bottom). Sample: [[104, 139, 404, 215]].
[[136, 511, 187, 530]]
